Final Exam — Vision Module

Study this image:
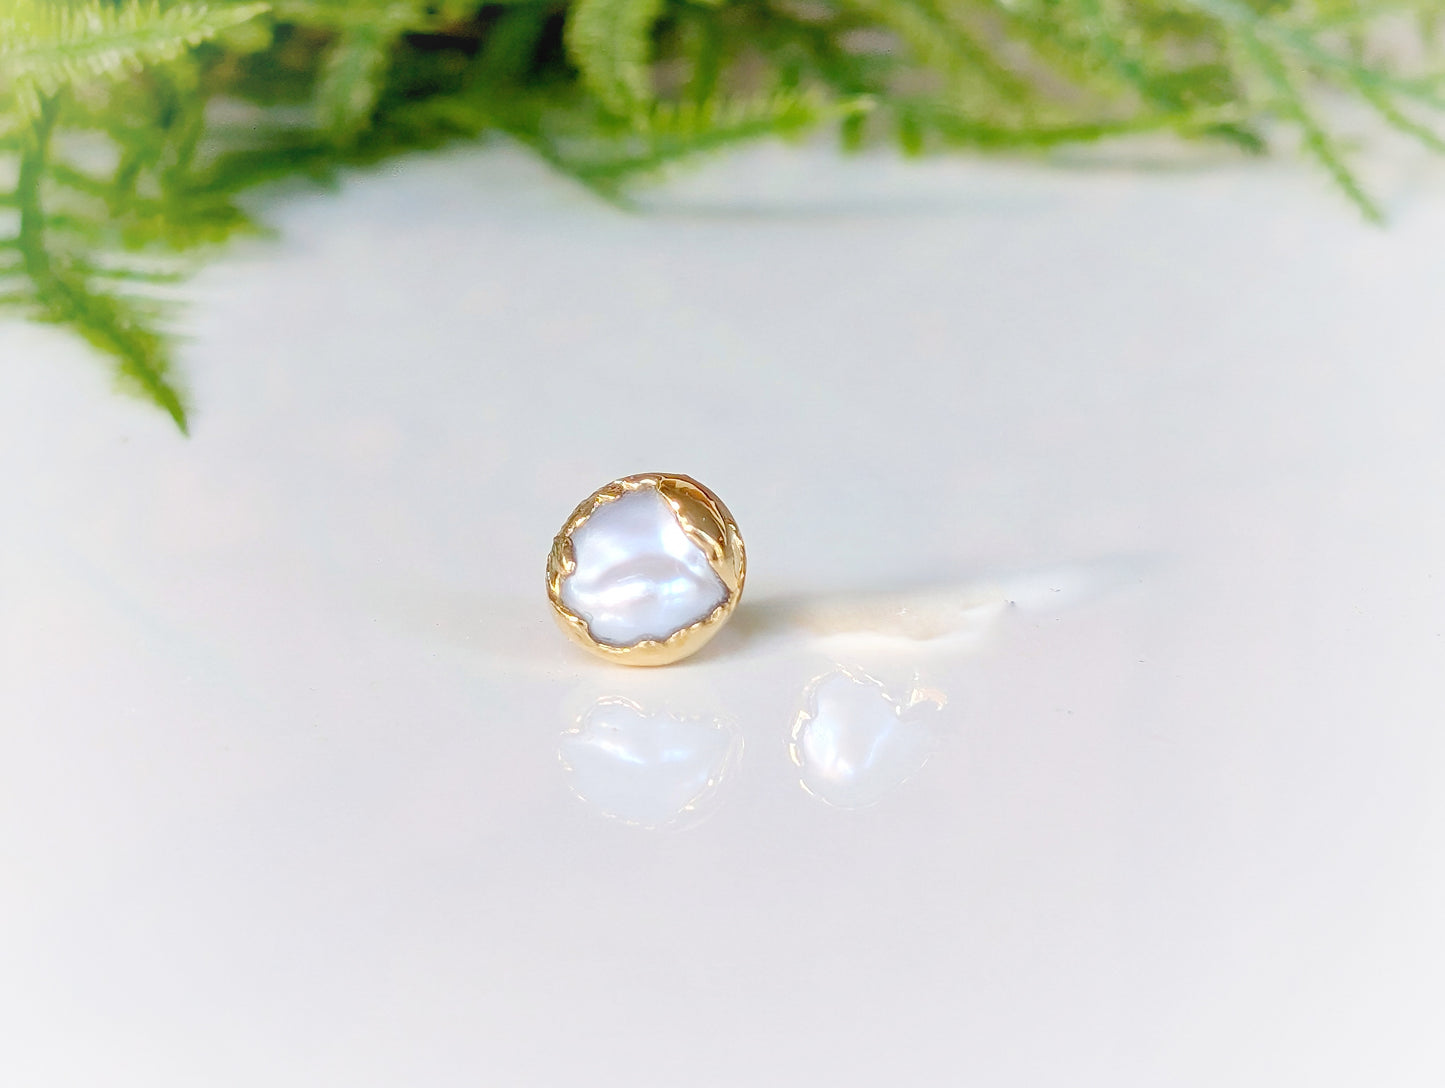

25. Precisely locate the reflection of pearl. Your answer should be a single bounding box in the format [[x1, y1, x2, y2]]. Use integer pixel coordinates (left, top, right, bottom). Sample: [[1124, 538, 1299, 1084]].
[[559, 698, 742, 830], [559, 488, 728, 648], [790, 669, 945, 809]]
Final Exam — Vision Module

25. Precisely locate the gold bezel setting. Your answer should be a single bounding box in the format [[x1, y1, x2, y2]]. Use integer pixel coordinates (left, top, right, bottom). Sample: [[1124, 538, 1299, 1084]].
[[547, 473, 746, 666]]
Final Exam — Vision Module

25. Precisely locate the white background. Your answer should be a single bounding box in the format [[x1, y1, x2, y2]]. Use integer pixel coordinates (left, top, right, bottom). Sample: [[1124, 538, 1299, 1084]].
[[3, 142, 1444, 1086]]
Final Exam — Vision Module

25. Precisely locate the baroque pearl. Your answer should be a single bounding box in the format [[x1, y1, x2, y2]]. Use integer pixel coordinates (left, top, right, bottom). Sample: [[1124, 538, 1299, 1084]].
[[560, 488, 727, 646], [547, 474, 746, 666]]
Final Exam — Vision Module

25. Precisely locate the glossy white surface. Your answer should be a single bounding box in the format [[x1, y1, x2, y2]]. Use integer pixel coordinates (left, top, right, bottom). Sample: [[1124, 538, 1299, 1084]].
[[558, 485, 728, 647], [3, 143, 1445, 1087]]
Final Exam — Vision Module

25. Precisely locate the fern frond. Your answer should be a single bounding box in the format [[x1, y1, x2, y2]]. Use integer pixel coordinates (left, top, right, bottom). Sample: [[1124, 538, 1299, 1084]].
[[1241, 32, 1382, 221], [1356, 82, 1445, 154], [560, 91, 867, 191], [474, 3, 553, 88], [896, 97, 1247, 148], [0, 1, 270, 94], [1188, 0, 1445, 108], [55, 276, 189, 432], [839, 0, 1034, 106], [276, 0, 430, 140], [318, 24, 398, 139], [272, 0, 431, 32], [64, 255, 189, 286], [565, 0, 667, 118], [6, 82, 192, 429]]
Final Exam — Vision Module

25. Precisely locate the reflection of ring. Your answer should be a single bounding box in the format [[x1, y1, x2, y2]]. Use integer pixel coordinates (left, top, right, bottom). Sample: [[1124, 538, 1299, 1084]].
[[558, 696, 743, 830], [789, 667, 947, 809], [547, 473, 746, 666]]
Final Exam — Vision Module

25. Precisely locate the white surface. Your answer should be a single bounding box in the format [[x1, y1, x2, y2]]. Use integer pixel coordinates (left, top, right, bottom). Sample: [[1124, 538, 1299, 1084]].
[[2, 143, 1445, 1087]]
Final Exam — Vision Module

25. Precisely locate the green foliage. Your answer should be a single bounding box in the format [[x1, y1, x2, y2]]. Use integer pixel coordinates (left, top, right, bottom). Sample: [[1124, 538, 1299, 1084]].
[[1, 0, 1444, 430], [1, 1, 267, 110], [565, 0, 667, 116]]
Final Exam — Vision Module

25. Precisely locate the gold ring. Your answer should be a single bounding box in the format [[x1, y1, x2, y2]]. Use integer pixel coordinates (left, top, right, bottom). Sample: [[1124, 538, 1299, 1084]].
[[547, 473, 746, 666]]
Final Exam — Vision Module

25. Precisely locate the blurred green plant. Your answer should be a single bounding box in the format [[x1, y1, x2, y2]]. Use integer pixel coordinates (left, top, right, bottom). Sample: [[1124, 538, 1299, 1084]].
[[1, 0, 1443, 430]]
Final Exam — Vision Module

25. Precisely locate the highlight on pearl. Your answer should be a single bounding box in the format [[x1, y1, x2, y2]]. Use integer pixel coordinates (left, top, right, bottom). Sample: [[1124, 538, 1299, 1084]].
[[547, 473, 746, 666]]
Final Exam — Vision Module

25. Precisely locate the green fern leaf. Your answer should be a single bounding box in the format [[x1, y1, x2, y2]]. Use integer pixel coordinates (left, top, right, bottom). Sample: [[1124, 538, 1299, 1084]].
[[837, 0, 1032, 105], [564, 0, 667, 118], [562, 91, 868, 191], [0, 1, 270, 95], [1241, 33, 1382, 222], [275, 0, 427, 140], [33, 265, 190, 432], [317, 24, 397, 139]]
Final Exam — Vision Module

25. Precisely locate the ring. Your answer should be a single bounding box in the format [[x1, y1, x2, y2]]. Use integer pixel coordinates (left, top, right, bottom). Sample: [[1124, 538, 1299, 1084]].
[[547, 473, 746, 666]]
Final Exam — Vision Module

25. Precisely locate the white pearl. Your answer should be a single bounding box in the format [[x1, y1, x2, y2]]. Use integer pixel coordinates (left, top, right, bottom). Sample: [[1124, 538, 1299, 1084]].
[[559, 487, 728, 647]]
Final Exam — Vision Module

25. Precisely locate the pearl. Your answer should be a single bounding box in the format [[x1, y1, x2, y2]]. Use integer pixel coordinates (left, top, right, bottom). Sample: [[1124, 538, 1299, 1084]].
[[548, 473, 746, 665], [559, 487, 728, 647]]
